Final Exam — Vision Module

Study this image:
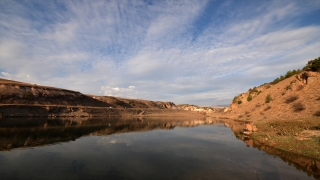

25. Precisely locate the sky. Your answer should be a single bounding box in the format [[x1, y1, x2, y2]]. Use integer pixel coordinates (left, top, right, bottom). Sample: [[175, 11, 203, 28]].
[[1, 0, 320, 106]]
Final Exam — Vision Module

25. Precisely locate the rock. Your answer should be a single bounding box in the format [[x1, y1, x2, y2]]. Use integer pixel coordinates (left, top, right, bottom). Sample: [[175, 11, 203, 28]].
[[252, 125, 258, 132], [245, 123, 253, 132]]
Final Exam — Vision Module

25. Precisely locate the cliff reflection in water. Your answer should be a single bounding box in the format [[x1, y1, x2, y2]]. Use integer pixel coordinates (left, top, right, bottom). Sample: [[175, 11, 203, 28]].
[[0, 117, 224, 151]]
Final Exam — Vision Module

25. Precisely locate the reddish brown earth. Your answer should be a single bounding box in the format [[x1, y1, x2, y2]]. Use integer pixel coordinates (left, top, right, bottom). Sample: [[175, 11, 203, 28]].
[[218, 72, 320, 121]]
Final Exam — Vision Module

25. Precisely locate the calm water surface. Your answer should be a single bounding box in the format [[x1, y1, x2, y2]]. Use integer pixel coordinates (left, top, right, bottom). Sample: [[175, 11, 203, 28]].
[[0, 118, 317, 180]]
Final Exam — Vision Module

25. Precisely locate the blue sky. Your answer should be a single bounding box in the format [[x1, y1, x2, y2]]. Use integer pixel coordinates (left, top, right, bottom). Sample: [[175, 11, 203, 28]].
[[1, 0, 320, 106]]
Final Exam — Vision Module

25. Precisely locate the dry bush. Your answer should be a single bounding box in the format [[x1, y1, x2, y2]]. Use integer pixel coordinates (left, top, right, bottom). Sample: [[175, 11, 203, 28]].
[[292, 102, 305, 112], [285, 95, 298, 103], [256, 104, 261, 107], [317, 97, 320, 100], [313, 110, 320, 116], [296, 85, 304, 91], [245, 111, 250, 115], [264, 105, 271, 111], [260, 112, 264, 115], [238, 115, 244, 118]]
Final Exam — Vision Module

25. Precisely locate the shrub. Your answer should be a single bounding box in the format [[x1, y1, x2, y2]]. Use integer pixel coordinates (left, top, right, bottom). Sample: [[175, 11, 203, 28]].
[[265, 94, 272, 103], [249, 87, 258, 94], [292, 102, 305, 112], [264, 106, 271, 111], [232, 96, 238, 103], [247, 94, 252, 102], [257, 90, 262, 95], [238, 115, 244, 118], [310, 57, 320, 71], [256, 104, 261, 107], [313, 110, 320, 116], [285, 95, 298, 104], [237, 100, 242, 104], [303, 57, 320, 71]]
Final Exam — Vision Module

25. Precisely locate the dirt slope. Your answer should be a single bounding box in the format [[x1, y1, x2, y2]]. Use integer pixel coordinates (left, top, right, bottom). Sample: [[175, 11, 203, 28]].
[[225, 72, 320, 121]]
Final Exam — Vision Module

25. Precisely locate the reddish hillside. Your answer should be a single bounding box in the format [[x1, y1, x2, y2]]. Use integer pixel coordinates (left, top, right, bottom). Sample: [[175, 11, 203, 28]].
[[225, 72, 320, 121]]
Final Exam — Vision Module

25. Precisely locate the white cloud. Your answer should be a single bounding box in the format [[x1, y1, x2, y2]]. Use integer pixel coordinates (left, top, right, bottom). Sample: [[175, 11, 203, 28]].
[[1, 72, 10, 78], [101, 85, 136, 98]]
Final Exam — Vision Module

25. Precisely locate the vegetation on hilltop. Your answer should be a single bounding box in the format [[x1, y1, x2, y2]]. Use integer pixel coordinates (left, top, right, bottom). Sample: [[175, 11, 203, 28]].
[[271, 69, 302, 84], [303, 57, 320, 71], [271, 56, 320, 85]]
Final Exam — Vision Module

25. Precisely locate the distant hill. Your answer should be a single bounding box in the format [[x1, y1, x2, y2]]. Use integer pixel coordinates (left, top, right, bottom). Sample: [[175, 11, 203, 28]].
[[0, 78, 178, 109], [0, 78, 207, 117]]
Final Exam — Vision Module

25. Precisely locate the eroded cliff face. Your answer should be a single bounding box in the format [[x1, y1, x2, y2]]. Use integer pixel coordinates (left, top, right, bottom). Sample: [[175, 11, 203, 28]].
[[0, 83, 111, 107], [90, 95, 178, 109], [0, 78, 192, 117]]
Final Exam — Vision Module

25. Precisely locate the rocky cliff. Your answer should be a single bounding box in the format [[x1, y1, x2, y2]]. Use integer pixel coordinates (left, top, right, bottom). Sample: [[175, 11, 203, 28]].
[[0, 78, 199, 117]]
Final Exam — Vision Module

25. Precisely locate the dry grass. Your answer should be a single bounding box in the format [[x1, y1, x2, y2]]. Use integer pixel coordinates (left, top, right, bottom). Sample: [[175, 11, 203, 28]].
[[285, 95, 298, 103], [292, 102, 305, 112], [256, 119, 319, 137], [252, 119, 320, 160]]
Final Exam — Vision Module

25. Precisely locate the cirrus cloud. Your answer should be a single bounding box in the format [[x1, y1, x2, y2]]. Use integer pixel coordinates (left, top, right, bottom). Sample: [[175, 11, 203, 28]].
[[0, 0, 319, 106]]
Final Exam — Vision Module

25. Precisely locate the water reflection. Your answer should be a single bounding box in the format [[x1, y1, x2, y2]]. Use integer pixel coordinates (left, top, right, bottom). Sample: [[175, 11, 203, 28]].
[[0, 117, 318, 179], [0, 117, 224, 151]]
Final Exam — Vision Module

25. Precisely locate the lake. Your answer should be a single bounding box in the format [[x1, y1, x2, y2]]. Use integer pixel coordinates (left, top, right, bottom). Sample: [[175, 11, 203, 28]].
[[0, 117, 318, 180]]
